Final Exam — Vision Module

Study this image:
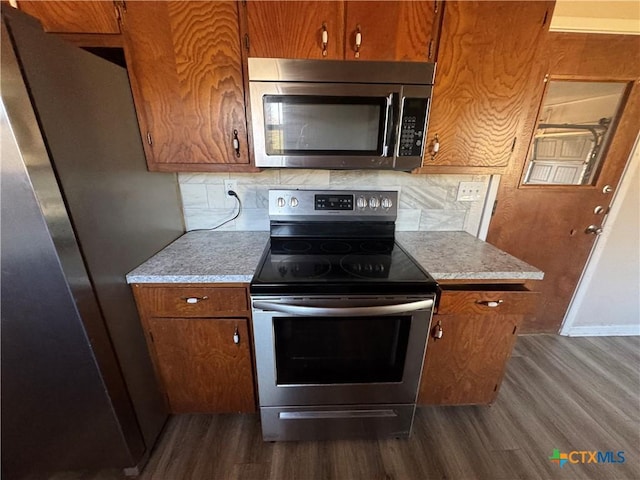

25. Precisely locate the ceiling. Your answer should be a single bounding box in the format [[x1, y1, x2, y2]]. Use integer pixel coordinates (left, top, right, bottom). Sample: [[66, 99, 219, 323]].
[[550, 0, 640, 35]]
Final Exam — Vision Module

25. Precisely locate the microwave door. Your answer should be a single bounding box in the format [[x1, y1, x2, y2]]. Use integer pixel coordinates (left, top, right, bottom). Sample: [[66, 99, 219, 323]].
[[249, 82, 404, 169]]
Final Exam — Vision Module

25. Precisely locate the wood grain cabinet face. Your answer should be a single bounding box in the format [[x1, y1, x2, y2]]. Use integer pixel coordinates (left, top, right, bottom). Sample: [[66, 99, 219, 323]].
[[122, 1, 251, 171], [246, 1, 440, 62], [344, 1, 440, 62], [423, 0, 553, 169], [418, 287, 538, 405], [246, 1, 345, 59], [132, 285, 256, 414], [148, 317, 254, 413], [17, 1, 121, 34]]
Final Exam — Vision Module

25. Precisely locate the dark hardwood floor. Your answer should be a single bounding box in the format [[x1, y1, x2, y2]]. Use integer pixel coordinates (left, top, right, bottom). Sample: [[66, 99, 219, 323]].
[[44, 335, 640, 480]]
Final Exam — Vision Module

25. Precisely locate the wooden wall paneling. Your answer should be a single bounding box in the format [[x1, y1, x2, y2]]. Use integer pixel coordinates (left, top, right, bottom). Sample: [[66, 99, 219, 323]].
[[148, 317, 255, 413], [344, 1, 441, 62], [487, 33, 640, 333], [246, 1, 344, 59], [17, 1, 120, 34], [122, 1, 251, 171], [421, 1, 553, 169]]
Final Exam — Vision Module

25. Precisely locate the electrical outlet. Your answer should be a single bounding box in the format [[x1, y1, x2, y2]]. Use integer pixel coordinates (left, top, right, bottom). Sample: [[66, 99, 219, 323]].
[[224, 179, 238, 196], [456, 182, 485, 202]]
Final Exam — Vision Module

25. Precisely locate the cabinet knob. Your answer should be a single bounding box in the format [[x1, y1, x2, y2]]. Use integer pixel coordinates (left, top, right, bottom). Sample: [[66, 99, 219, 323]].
[[476, 300, 503, 308], [432, 320, 443, 340], [430, 134, 440, 161], [183, 296, 209, 304], [321, 23, 328, 57], [232, 129, 241, 157], [354, 25, 362, 58], [233, 326, 240, 344]]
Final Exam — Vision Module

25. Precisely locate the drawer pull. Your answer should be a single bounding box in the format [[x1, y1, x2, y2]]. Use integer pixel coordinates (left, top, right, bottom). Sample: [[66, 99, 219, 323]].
[[233, 326, 240, 344], [476, 300, 504, 308], [184, 296, 209, 304]]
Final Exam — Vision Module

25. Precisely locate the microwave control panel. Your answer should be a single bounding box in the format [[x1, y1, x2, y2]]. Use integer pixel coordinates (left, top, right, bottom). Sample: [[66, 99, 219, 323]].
[[398, 98, 428, 157]]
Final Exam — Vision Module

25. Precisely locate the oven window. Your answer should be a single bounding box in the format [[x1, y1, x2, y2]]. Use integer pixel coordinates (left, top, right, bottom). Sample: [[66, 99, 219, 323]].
[[263, 95, 386, 156], [274, 316, 410, 385]]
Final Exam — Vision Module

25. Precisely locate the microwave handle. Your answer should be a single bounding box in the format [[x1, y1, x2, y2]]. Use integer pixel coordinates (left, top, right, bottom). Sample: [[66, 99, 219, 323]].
[[382, 93, 397, 157]]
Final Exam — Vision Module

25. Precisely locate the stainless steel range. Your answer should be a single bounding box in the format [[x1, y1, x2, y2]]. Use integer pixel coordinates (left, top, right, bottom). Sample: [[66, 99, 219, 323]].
[[250, 189, 438, 441]]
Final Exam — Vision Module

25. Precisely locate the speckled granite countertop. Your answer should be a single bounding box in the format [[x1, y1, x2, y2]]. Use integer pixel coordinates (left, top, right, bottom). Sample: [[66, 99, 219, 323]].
[[395, 232, 543, 281], [127, 230, 542, 284], [127, 231, 270, 283]]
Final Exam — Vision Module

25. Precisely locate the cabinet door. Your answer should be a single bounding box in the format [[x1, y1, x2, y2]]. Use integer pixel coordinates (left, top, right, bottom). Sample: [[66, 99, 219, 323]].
[[418, 313, 519, 405], [246, 1, 344, 59], [148, 318, 255, 413], [344, 1, 441, 61], [123, 1, 250, 170], [17, 1, 120, 34], [424, 1, 553, 168]]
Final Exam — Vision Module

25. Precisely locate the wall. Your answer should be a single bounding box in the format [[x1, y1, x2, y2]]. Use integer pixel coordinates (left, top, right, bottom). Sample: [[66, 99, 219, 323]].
[[550, 0, 640, 35], [561, 136, 640, 336], [178, 170, 490, 235]]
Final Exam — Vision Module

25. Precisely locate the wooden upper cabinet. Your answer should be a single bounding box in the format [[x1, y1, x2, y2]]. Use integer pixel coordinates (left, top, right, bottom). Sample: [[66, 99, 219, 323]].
[[422, 1, 553, 169], [245, 1, 440, 61], [246, 1, 345, 59], [122, 1, 250, 171], [17, 1, 121, 34], [344, 1, 441, 61]]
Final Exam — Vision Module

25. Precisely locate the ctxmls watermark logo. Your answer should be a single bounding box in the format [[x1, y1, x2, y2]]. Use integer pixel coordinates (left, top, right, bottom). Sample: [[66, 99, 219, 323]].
[[549, 449, 625, 468]]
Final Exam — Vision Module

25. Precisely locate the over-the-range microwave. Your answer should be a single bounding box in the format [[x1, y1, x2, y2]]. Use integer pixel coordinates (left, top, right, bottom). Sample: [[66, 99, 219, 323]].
[[248, 58, 435, 171]]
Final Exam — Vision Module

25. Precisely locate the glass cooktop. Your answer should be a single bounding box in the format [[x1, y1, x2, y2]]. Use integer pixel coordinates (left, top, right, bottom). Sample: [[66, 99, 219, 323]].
[[250, 237, 438, 295]]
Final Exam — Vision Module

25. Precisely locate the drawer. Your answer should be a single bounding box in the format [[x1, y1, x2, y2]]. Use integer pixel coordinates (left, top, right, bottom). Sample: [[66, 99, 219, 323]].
[[437, 287, 538, 315], [136, 286, 249, 317]]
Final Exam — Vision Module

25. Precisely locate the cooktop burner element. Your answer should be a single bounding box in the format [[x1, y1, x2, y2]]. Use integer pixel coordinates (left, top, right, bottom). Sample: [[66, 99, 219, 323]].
[[320, 241, 352, 254], [276, 257, 332, 279], [281, 240, 312, 253]]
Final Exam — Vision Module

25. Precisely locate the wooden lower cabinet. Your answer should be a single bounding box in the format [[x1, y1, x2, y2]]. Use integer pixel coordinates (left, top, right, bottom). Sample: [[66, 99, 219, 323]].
[[132, 284, 256, 413], [418, 285, 538, 405]]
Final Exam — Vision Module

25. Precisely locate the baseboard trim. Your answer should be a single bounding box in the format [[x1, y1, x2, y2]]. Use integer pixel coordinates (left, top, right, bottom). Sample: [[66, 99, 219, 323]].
[[561, 325, 640, 337]]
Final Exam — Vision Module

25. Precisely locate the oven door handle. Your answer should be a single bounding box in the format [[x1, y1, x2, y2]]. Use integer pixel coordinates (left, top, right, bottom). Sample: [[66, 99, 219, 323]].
[[252, 299, 434, 317]]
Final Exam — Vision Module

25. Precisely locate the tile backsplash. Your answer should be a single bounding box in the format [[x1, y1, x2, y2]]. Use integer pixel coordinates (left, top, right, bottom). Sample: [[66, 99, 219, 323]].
[[178, 170, 490, 236]]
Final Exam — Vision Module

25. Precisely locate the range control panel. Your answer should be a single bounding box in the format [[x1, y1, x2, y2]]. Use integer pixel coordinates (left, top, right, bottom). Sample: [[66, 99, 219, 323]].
[[315, 194, 353, 210], [269, 190, 398, 221], [398, 98, 429, 157]]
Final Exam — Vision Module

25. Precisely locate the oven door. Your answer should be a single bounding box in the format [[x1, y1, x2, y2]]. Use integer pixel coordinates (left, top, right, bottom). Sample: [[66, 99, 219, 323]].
[[249, 82, 403, 169], [251, 295, 434, 408]]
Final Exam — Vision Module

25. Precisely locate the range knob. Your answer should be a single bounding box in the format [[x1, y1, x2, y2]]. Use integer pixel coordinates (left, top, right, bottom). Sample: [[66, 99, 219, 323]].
[[277, 197, 286, 208], [356, 196, 367, 209], [369, 197, 380, 209], [290, 197, 299, 207], [381, 197, 393, 209]]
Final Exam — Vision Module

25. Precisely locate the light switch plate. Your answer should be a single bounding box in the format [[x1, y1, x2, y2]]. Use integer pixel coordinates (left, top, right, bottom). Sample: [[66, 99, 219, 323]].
[[456, 182, 485, 202]]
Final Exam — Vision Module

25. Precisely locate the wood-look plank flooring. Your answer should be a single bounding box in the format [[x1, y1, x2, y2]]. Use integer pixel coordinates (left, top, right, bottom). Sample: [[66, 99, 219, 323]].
[[43, 335, 640, 480]]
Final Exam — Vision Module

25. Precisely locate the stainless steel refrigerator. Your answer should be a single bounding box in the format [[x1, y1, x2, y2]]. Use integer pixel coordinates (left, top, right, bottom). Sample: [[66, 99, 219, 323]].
[[1, 7, 185, 479]]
